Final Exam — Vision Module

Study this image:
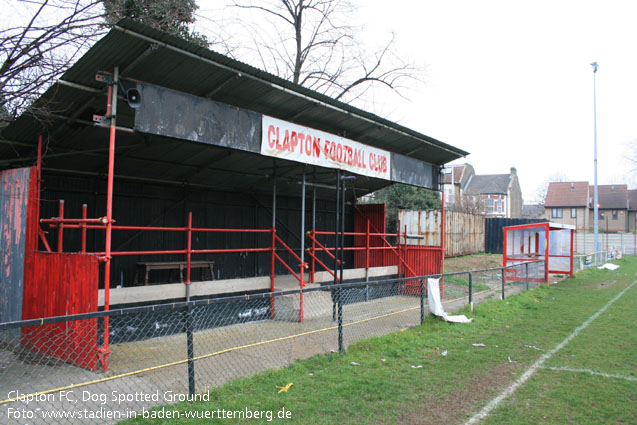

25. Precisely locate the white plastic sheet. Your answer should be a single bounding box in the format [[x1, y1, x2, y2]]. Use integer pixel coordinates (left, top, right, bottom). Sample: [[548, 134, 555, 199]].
[[427, 278, 473, 323]]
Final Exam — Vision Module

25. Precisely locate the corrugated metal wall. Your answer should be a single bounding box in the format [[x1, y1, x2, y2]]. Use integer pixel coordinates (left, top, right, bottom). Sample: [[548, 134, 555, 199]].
[[485, 217, 545, 253], [398, 210, 485, 257], [0, 167, 32, 324], [38, 173, 354, 288]]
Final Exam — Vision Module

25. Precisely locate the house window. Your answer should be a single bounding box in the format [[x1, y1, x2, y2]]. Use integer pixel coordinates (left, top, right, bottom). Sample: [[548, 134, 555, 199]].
[[571, 208, 577, 218], [612, 210, 618, 220], [446, 187, 454, 204], [486, 198, 494, 212], [552, 208, 563, 218], [599, 210, 605, 219], [497, 199, 503, 213]]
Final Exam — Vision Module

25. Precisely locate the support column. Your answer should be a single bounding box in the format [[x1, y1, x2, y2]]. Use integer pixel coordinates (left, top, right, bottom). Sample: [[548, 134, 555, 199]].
[[334, 170, 340, 285], [101, 66, 119, 371], [340, 176, 345, 283], [270, 179, 276, 318], [440, 190, 445, 298], [301, 166, 306, 265], [311, 186, 316, 283]]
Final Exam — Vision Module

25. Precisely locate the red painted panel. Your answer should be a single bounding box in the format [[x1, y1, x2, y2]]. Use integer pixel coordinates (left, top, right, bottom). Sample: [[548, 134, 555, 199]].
[[354, 204, 387, 268], [402, 246, 442, 295], [22, 252, 100, 370]]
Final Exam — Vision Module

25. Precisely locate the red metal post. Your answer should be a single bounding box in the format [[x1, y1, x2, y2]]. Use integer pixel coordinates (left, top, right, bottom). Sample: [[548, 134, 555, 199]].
[[299, 262, 306, 323], [101, 67, 119, 370], [310, 229, 315, 283], [544, 224, 549, 284], [186, 212, 192, 284], [270, 227, 276, 319], [366, 219, 370, 271], [81, 204, 87, 253], [569, 228, 574, 278], [57, 200, 64, 253]]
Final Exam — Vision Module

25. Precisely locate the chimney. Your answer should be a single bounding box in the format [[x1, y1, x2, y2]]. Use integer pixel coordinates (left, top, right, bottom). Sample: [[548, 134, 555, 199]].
[[570, 182, 574, 190], [510, 167, 517, 176]]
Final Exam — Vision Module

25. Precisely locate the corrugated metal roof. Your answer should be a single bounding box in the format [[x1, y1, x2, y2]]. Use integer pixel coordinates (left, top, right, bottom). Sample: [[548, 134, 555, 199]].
[[2, 19, 466, 159], [0, 19, 468, 199]]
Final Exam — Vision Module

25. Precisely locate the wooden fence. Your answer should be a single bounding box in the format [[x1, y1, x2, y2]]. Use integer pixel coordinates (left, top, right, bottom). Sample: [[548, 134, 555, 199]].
[[398, 210, 485, 257]]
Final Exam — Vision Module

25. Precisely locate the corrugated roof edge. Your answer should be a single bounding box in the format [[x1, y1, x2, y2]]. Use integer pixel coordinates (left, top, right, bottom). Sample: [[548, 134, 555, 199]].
[[113, 19, 469, 158]]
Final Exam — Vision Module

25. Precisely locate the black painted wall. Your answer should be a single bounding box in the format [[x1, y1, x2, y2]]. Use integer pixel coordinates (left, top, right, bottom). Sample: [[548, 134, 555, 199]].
[[39, 173, 354, 288]]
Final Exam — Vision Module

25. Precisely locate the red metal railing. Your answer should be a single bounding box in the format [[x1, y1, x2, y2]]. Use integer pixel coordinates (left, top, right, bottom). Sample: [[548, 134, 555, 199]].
[[41, 205, 309, 321], [41, 203, 444, 324], [308, 225, 421, 283]]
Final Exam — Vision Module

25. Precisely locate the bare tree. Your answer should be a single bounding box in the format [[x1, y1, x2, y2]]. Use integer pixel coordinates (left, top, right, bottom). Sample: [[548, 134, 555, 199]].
[[459, 194, 485, 215], [222, 0, 422, 109], [624, 139, 637, 175], [533, 172, 570, 204], [0, 0, 107, 124]]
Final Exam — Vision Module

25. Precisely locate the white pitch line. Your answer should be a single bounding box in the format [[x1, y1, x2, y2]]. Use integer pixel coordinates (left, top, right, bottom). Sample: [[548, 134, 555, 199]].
[[464, 280, 636, 425], [539, 365, 637, 382]]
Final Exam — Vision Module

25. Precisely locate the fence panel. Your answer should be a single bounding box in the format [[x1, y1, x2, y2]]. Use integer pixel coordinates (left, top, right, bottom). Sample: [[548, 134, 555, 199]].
[[575, 232, 637, 255], [485, 217, 544, 253], [398, 210, 485, 257]]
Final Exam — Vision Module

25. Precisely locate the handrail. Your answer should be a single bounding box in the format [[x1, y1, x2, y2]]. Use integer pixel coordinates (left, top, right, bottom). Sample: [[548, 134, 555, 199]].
[[307, 231, 341, 263], [312, 227, 420, 281], [304, 247, 340, 282], [274, 233, 302, 264], [271, 231, 308, 322]]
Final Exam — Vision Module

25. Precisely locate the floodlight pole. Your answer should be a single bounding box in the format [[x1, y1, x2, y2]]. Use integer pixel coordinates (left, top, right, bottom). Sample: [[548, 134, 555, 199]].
[[592, 62, 600, 252]]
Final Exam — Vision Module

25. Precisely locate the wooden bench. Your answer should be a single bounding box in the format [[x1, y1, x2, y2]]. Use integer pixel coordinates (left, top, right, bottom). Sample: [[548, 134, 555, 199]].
[[136, 261, 215, 285]]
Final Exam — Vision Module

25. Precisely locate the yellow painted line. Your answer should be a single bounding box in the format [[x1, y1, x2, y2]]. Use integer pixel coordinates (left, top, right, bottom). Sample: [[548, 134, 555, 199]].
[[0, 289, 493, 406]]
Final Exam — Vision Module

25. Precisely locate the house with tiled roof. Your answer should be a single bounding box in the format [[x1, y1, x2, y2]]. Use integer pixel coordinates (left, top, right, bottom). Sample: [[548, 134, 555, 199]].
[[545, 182, 635, 232], [463, 167, 523, 217], [544, 182, 589, 230], [628, 189, 637, 232], [592, 184, 630, 232]]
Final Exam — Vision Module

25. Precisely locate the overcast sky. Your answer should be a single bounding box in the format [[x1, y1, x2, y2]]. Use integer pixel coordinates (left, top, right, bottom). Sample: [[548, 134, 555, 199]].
[[198, 0, 637, 203], [358, 0, 637, 202]]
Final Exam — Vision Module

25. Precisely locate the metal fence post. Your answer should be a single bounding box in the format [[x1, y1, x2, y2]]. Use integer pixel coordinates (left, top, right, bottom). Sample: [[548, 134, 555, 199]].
[[420, 278, 425, 324], [525, 262, 529, 291], [337, 288, 344, 353], [186, 303, 195, 395], [468, 272, 473, 312], [501, 267, 505, 300]]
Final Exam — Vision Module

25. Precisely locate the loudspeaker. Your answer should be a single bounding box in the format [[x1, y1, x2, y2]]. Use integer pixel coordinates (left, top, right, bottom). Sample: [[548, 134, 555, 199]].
[[127, 88, 141, 109]]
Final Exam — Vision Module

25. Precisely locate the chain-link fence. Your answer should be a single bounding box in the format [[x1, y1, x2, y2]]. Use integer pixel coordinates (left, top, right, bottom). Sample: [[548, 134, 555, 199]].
[[2, 260, 549, 424]]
